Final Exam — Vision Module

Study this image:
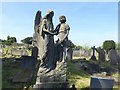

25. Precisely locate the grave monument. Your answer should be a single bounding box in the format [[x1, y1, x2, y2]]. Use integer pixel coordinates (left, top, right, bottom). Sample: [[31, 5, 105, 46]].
[[108, 48, 119, 65], [95, 47, 106, 62], [33, 10, 70, 89]]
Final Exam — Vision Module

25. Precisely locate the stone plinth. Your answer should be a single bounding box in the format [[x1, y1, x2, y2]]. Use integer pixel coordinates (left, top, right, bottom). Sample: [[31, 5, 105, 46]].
[[33, 62, 69, 89], [33, 82, 69, 89]]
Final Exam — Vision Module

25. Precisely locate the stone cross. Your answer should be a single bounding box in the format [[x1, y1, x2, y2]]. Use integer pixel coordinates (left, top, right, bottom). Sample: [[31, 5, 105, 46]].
[[90, 46, 97, 61]]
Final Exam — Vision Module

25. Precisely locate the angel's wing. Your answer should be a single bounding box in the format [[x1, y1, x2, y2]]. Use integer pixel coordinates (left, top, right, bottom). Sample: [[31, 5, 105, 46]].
[[34, 10, 42, 34], [33, 11, 42, 47]]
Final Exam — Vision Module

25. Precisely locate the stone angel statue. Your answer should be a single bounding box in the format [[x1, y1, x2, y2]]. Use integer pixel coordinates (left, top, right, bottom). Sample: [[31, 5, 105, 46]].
[[33, 10, 56, 70]]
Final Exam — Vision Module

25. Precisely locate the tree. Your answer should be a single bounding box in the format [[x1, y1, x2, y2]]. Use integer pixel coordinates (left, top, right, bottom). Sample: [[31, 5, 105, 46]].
[[0, 39, 6, 45], [5, 40, 12, 45], [74, 45, 83, 49], [0, 36, 17, 46], [103, 40, 116, 53], [7, 36, 10, 41], [6, 36, 17, 45], [21, 37, 33, 44], [8, 37, 17, 43], [11, 37, 17, 43]]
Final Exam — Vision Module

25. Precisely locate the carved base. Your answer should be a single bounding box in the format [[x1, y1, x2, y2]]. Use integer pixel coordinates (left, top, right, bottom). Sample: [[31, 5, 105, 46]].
[[33, 62, 68, 89], [33, 82, 69, 89]]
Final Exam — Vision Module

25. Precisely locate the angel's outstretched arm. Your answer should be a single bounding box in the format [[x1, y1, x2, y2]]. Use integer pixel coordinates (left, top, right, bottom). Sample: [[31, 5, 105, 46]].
[[42, 26, 55, 35], [42, 19, 56, 35]]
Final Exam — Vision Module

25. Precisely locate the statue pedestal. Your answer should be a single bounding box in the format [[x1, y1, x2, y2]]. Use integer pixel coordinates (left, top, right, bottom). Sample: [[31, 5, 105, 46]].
[[33, 82, 69, 89], [33, 62, 69, 89]]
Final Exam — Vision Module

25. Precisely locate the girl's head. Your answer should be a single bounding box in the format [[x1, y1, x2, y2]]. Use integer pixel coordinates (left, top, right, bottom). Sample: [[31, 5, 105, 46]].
[[59, 15, 66, 23]]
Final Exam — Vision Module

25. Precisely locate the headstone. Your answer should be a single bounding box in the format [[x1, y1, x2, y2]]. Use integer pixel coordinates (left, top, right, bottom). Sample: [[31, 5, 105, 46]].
[[96, 47, 106, 62], [11, 48, 29, 56], [83, 50, 91, 57], [108, 49, 118, 65], [20, 56, 36, 70], [11, 48, 22, 56], [79, 49, 91, 58], [12, 56, 37, 83], [90, 76, 114, 90], [67, 47, 73, 60], [31, 46, 38, 58], [73, 49, 80, 57], [21, 50, 28, 56]]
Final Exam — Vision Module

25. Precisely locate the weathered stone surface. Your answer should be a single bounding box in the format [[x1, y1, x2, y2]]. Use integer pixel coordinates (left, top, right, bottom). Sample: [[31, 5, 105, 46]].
[[11, 48, 28, 56], [96, 47, 106, 62], [20, 56, 36, 70], [90, 46, 97, 61], [33, 10, 71, 89], [33, 61, 68, 88], [67, 47, 73, 60], [90, 76, 114, 89], [33, 82, 69, 89], [12, 69, 33, 83], [73, 49, 80, 57], [35, 62, 67, 83], [31, 46, 38, 58], [54, 15, 70, 62], [12, 56, 37, 83], [108, 49, 119, 65], [11, 48, 22, 56]]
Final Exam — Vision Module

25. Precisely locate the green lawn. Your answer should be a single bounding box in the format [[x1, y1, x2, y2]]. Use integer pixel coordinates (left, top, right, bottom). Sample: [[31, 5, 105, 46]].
[[2, 59, 23, 89], [2, 57, 120, 89], [2, 58, 39, 89], [66, 59, 120, 89], [66, 60, 90, 89]]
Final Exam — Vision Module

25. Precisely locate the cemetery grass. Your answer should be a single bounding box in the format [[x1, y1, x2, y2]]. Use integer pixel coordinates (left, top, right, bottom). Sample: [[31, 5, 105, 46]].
[[2, 59, 23, 89], [2, 57, 120, 89], [2, 57, 91, 89], [2, 58, 40, 89], [66, 60, 90, 89], [66, 59, 120, 89]]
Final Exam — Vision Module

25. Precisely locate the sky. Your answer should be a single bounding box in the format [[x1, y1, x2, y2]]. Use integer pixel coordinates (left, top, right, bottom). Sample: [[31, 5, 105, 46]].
[[1, 2, 118, 47]]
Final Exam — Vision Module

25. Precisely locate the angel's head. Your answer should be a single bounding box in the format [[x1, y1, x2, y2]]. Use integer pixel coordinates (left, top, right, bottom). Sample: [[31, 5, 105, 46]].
[[45, 10, 54, 19]]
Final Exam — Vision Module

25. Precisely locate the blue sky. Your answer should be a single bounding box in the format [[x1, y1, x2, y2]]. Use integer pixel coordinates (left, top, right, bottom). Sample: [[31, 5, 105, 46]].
[[1, 2, 118, 47]]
